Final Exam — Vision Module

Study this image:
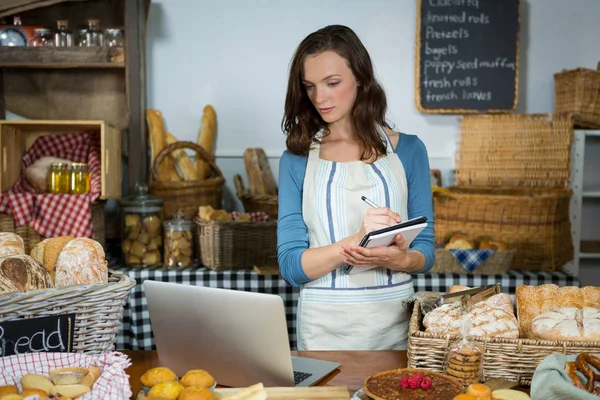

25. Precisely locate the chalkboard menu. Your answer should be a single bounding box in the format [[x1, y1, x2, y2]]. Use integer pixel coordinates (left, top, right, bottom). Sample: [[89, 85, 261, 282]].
[[415, 0, 520, 114], [0, 314, 75, 356]]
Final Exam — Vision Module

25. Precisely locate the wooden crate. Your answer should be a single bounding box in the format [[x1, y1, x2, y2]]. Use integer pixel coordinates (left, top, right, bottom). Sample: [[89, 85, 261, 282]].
[[0, 120, 121, 198]]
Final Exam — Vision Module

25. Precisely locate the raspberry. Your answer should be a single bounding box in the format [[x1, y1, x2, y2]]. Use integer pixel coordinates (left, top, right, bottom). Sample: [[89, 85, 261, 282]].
[[400, 377, 410, 389], [408, 377, 420, 389], [420, 378, 432, 390], [412, 374, 423, 385]]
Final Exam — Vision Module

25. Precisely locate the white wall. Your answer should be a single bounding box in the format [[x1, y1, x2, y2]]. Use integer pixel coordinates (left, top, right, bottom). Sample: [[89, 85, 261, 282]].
[[144, 0, 600, 210]]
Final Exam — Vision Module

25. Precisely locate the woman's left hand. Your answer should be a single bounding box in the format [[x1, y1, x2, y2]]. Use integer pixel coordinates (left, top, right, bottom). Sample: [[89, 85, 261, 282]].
[[340, 233, 411, 271]]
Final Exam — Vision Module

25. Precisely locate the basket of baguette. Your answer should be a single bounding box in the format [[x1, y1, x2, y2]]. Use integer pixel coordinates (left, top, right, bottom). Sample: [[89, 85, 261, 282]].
[[234, 147, 278, 220], [147, 107, 224, 222], [194, 205, 277, 271], [429, 233, 516, 275], [0, 232, 136, 353], [408, 284, 600, 387]]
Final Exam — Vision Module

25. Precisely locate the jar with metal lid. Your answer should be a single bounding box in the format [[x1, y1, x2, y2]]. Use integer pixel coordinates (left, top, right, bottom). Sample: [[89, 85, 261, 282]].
[[104, 28, 124, 48], [48, 162, 70, 194], [69, 162, 90, 194], [85, 19, 104, 47], [120, 183, 164, 267], [77, 29, 88, 46], [54, 20, 73, 47], [163, 211, 194, 268], [32, 28, 55, 47]]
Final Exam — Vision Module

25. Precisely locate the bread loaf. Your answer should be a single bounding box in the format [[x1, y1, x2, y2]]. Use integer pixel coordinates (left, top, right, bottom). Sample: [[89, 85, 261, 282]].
[[196, 105, 217, 180], [55, 238, 108, 287], [0, 254, 53, 293], [531, 307, 600, 341], [423, 293, 519, 338], [0, 233, 25, 257], [24, 156, 72, 192], [165, 131, 199, 181], [516, 284, 600, 338], [30, 236, 74, 280], [243, 148, 277, 196], [147, 109, 182, 182]]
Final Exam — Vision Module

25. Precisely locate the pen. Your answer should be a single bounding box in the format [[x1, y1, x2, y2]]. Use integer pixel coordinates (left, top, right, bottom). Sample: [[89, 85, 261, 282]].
[[361, 196, 380, 209]]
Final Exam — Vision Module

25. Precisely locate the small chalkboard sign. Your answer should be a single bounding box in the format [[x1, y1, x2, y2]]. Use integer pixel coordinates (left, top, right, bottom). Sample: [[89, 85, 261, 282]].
[[0, 314, 75, 357], [415, 0, 520, 114]]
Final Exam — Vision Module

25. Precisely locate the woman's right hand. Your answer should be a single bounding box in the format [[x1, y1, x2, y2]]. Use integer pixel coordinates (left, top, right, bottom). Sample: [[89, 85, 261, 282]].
[[351, 207, 401, 244]]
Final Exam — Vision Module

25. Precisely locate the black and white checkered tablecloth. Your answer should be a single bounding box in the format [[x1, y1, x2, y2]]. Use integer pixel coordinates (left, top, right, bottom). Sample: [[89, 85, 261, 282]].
[[113, 265, 579, 351]]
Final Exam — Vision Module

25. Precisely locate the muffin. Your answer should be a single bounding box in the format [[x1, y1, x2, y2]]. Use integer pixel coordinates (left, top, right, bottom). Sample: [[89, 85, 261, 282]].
[[178, 386, 217, 400], [141, 367, 178, 387], [180, 370, 215, 389], [147, 381, 184, 400]]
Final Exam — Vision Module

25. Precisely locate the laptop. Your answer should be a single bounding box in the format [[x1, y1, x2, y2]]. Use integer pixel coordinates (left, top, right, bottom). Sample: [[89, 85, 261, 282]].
[[143, 280, 341, 387]]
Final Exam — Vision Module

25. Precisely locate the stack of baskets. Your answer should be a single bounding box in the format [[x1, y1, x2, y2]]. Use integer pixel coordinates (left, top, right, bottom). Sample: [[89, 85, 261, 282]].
[[554, 62, 600, 128], [432, 113, 574, 272]]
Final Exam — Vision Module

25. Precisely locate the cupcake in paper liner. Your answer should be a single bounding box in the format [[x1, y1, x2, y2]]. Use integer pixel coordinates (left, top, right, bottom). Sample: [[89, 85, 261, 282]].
[[141, 366, 178, 395]]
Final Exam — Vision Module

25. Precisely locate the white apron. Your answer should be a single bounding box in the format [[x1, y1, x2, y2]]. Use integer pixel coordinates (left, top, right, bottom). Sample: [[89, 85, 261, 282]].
[[298, 127, 415, 351]]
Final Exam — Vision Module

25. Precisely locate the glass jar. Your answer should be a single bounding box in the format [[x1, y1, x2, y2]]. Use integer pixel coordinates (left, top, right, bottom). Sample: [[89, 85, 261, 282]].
[[77, 29, 88, 47], [48, 162, 70, 194], [69, 162, 90, 194], [120, 183, 164, 267], [104, 28, 124, 48], [163, 211, 194, 268], [54, 20, 73, 47], [85, 19, 104, 47], [31, 28, 54, 47]]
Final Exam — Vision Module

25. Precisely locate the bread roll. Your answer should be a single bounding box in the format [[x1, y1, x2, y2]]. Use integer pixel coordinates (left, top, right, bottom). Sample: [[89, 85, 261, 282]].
[[516, 284, 600, 338], [196, 105, 217, 180], [55, 238, 108, 287], [0, 254, 53, 293], [531, 307, 600, 341], [449, 285, 471, 294], [0, 233, 25, 257], [30, 236, 74, 280]]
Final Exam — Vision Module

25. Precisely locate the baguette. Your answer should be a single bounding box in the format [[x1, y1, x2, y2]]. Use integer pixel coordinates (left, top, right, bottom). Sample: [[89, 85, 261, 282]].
[[243, 148, 277, 195], [196, 105, 217, 180], [165, 131, 199, 181], [146, 109, 182, 182]]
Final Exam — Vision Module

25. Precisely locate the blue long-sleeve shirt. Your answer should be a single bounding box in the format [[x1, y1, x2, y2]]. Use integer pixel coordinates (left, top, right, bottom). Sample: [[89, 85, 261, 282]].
[[277, 132, 435, 287]]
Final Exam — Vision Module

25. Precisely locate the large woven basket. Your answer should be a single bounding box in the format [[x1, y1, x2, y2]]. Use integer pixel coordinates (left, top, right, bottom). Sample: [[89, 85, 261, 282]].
[[429, 249, 516, 275], [0, 270, 135, 353], [554, 63, 600, 128], [407, 300, 600, 386], [233, 174, 278, 220], [149, 141, 225, 222], [454, 113, 573, 188], [0, 201, 106, 253], [194, 217, 277, 270], [433, 187, 573, 271]]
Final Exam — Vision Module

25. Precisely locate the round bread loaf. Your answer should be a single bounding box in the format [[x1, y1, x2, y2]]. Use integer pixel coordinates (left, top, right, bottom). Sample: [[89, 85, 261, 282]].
[[0, 254, 53, 293], [531, 307, 600, 342], [0, 233, 25, 258], [55, 238, 108, 288], [30, 236, 74, 279]]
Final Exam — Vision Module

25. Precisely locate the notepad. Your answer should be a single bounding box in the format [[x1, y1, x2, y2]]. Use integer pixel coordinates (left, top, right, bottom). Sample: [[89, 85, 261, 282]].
[[342, 216, 428, 275]]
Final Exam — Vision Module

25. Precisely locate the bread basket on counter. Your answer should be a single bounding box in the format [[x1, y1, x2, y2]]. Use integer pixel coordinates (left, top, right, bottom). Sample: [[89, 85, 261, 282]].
[[149, 141, 225, 222], [234, 174, 278, 220], [0, 271, 135, 353]]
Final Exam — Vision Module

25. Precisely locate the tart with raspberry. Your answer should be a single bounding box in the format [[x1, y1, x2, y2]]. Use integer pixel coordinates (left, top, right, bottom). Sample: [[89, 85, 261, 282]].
[[363, 368, 463, 400]]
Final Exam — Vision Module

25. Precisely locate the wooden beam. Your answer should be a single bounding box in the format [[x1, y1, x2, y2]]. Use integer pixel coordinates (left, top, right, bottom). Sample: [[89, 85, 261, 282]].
[[0, 47, 124, 68], [0, 69, 5, 119], [124, 0, 147, 194]]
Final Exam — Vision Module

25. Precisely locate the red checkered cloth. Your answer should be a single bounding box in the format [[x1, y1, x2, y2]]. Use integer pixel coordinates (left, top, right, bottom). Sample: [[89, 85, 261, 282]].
[[0, 351, 132, 399], [0, 132, 102, 238]]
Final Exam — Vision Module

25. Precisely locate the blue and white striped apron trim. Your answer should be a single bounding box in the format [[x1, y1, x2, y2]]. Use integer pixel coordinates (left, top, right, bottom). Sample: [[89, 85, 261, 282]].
[[301, 280, 414, 304]]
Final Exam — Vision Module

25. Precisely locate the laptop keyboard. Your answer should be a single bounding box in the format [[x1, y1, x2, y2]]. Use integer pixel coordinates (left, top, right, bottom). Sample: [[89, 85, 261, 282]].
[[294, 371, 313, 384]]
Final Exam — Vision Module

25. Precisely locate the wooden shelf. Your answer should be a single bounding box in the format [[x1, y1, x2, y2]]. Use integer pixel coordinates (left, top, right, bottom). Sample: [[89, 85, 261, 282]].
[[581, 240, 600, 259], [0, 46, 124, 68]]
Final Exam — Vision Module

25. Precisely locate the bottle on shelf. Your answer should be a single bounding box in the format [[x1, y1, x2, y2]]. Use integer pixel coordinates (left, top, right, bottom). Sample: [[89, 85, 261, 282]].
[[54, 20, 74, 47], [85, 19, 104, 47]]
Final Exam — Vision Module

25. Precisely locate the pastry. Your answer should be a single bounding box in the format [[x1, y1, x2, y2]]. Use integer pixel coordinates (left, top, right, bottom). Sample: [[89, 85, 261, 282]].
[[147, 381, 184, 400], [449, 285, 470, 294], [465, 383, 491, 400], [531, 307, 600, 341], [491, 389, 531, 400], [54, 238, 108, 287], [180, 369, 215, 388], [565, 353, 600, 395], [140, 367, 177, 387], [364, 368, 463, 400], [0, 254, 53, 293], [178, 386, 217, 400], [0, 233, 25, 258]]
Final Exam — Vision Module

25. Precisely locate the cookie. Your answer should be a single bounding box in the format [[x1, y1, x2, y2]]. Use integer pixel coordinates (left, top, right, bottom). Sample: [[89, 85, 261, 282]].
[[447, 361, 481, 372], [446, 368, 480, 379]]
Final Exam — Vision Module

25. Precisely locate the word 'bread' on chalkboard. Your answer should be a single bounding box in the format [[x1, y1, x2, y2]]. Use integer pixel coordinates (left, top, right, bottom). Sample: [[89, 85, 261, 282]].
[[415, 0, 520, 114], [0, 313, 75, 356]]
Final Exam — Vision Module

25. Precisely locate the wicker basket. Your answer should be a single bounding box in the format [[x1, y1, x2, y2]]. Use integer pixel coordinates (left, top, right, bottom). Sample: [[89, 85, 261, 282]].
[[554, 63, 600, 129], [0, 270, 135, 353], [194, 216, 277, 270], [433, 187, 573, 271], [0, 201, 106, 253], [429, 249, 516, 275], [454, 113, 573, 188], [407, 300, 600, 386], [233, 174, 278, 220], [149, 141, 225, 222]]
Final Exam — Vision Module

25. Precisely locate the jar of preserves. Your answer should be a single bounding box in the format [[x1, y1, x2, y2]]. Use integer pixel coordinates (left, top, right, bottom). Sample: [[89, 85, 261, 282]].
[[69, 162, 90, 194], [120, 183, 164, 267], [48, 162, 69, 194], [163, 211, 194, 268]]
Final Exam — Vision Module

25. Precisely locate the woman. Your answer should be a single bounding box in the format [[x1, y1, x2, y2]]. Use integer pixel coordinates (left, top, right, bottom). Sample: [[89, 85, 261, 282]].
[[277, 25, 434, 351]]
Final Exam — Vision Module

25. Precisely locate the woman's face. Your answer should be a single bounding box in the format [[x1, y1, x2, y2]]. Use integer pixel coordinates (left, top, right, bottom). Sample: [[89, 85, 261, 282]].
[[302, 50, 358, 125]]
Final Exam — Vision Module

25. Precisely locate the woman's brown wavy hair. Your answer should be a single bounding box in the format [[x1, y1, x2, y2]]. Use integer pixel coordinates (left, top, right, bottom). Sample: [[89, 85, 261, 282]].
[[282, 25, 389, 160]]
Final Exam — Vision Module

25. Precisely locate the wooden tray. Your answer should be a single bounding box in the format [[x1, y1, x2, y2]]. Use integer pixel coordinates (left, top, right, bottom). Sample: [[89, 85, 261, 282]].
[[138, 386, 350, 399]]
